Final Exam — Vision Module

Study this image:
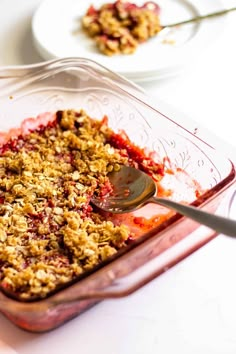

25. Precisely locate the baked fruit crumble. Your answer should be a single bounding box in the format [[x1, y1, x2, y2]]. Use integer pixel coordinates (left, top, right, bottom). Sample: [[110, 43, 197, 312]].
[[81, 0, 161, 56], [0, 109, 165, 300]]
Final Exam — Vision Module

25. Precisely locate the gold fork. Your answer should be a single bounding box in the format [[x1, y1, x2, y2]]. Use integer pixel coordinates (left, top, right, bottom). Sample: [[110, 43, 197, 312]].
[[163, 7, 236, 29]]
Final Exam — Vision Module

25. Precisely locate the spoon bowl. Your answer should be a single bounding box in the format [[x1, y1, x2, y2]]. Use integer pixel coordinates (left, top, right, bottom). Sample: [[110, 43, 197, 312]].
[[92, 166, 156, 213], [92, 165, 236, 237]]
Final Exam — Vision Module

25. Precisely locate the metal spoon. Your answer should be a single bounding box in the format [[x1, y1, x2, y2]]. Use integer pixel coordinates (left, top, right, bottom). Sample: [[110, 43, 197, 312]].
[[92, 165, 236, 237]]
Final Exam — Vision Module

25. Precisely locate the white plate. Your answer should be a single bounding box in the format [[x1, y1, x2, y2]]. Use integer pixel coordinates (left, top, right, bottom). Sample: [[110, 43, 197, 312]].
[[32, 0, 228, 81]]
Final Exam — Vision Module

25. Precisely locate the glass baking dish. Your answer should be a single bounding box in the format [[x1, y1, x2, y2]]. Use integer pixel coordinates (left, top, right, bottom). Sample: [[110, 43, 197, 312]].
[[0, 57, 235, 333]]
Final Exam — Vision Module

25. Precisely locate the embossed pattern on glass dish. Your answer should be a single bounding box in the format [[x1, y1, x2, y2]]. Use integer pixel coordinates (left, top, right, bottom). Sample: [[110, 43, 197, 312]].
[[3, 86, 223, 192]]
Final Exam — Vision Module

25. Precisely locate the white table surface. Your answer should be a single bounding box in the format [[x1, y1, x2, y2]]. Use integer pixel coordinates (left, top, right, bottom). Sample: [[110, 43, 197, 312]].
[[1, 1, 236, 353]]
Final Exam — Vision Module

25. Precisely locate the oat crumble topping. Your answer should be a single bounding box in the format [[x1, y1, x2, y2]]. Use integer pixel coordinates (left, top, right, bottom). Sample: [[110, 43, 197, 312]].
[[81, 0, 161, 56], [0, 109, 164, 299]]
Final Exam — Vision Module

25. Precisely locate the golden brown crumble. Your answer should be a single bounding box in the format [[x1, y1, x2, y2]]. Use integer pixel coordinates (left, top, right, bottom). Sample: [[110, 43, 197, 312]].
[[81, 1, 161, 56], [0, 109, 135, 299]]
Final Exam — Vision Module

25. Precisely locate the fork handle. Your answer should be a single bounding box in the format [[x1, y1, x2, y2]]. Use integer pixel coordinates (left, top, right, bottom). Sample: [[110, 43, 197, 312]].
[[150, 196, 236, 237], [163, 7, 236, 28]]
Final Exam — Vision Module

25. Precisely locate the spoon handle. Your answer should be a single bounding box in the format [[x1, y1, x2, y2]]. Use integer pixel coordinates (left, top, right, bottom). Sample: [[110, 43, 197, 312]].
[[163, 7, 236, 28], [149, 196, 236, 237]]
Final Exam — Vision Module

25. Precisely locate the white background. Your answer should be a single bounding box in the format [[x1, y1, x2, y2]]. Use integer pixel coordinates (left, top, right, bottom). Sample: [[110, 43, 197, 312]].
[[0, 1, 236, 353]]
